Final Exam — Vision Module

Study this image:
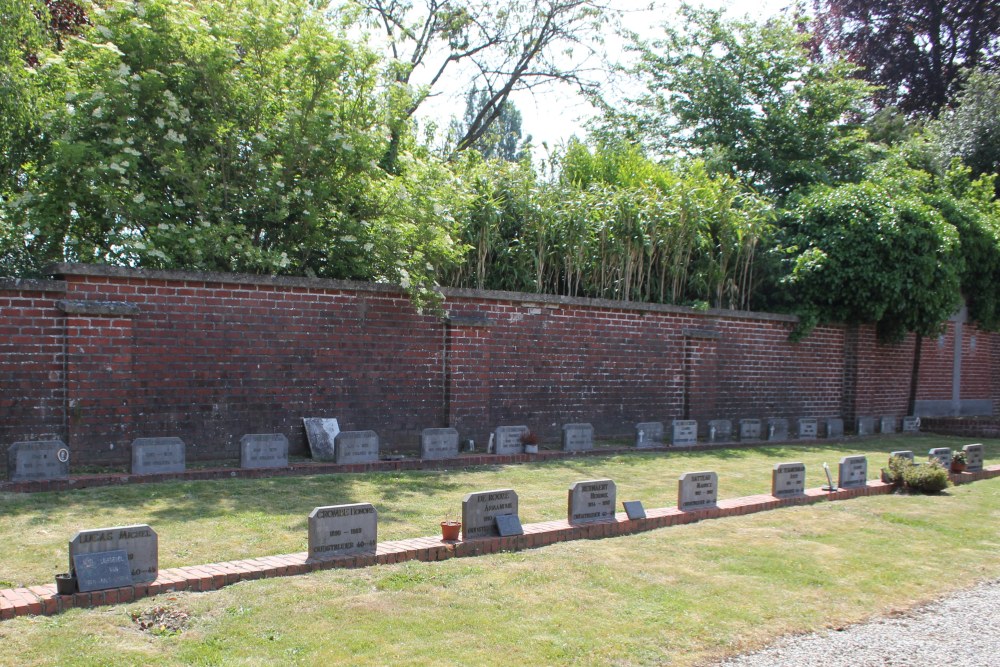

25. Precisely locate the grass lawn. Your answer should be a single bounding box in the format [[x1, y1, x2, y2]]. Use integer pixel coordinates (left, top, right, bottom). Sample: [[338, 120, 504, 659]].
[[0, 435, 998, 666]]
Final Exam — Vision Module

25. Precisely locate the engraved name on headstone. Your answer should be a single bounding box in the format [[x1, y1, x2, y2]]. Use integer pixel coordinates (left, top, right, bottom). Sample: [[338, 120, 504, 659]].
[[708, 420, 733, 442], [928, 447, 952, 469], [856, 416, 875, 436], [635, 422, 664, 448], [562, 423, 594, 452], [73, 549, 132, 593], [303, 417, 340, 461], [964, 444, 984, 472], [420, 428, 460, 460], [334, 431, 379, 465], [797, 418, 818, 440], [825, 418, 845, 438], [767, 418, 790, 441], [772, 462, 807, 497], [890, 450, 915, 463], [6, 440, 70, 481], [130, 437, 185, 475], [901, 416, 920, 433], [567, 479, 617, 524], [880, 417, 897, 434], [463, 489, 519, 540], [240, 434, 289, 469], [672, 420, 698, 446], [307, 503, 377, 559], [739, 419, 762, 441], [678, 471, 719, 510], [69, 524, 158, 583], [494, 426, 528, 455], [838, 455, 868, 488]]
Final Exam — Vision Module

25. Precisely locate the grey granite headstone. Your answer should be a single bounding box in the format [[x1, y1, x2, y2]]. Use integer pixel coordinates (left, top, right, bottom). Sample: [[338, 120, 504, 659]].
[[797, 418, 818, 440], [856, 416, 875, 436], [964, 444, 984, 472], [772, 462, 806, 497], [562, 423, 594, 452], [494, 426, 528, 455], [901, 416, 920, 433], [420, 428, 459, 460], [678, 471, 718, 510], [567, 479, 617, 524], [767, 418, 789, 441], [838, 455, 868, 488], [707, 420, 733, 442], [6, 440, 70, 481], [307, 503, 377, 560], [240, 434, 289, 469], [334, 430, 379, 464], [825, 418, 844, 438], [739, 419, 762, 441], [623, 501, 646, 520], [879, 417, 897, 434], [495, 514, 524, 537], [635, 422, 664, 448], [890, 450, 915, 463], [73, 549, 132, 593], [928, 447, 952, 468], [303, 417, 340, 461], [69, 524, 158, 583], [462, 488, 518, 540], [671, 420, 698, 446], [131, 437, 185, 475]]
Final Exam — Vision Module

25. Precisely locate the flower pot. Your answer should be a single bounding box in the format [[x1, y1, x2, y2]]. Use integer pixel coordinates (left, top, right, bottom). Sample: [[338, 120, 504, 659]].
[[440, 521, 461, 541], [951, 461, 967, 473], [55, 573, 77, 595], [523, 444, 538, 454]]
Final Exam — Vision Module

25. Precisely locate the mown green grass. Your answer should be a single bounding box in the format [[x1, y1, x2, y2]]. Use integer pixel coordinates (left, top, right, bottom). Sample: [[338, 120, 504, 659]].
[[0, 436, 997, 666]]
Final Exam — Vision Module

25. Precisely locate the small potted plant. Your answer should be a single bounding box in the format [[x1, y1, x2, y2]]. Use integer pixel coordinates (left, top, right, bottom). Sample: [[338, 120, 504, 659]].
[[950, 449, 968, 473], [440, 516, 461, 541], [520, 430, 540, 454]]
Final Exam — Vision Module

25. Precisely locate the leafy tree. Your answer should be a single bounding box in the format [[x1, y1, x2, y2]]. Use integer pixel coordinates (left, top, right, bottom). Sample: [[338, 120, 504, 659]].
[[450, 87, 528, 161], [929, 69, 1000, 190]]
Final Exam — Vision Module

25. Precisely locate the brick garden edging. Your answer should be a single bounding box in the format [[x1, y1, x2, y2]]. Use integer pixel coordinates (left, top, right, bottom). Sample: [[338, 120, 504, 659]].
[[2, 465, 997, 622]]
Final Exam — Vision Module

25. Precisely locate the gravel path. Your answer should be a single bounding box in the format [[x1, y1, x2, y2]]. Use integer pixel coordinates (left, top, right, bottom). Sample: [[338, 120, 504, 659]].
[[715, 580, 1000, 667]]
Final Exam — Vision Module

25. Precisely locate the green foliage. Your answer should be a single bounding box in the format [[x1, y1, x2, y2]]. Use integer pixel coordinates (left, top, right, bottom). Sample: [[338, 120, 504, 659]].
[[929, 69, 1000, 195], [885, 455, 911, 486], [902, 461, 951, 494]]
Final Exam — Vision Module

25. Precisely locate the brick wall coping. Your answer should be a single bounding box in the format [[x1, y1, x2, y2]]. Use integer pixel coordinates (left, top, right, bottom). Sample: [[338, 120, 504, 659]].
[[0, 277, 67, 293], [1, 466, 996, 622]]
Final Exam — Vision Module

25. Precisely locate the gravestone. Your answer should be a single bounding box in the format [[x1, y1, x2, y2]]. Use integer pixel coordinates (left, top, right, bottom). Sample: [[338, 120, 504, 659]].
[[562, 423, 594, 452], [623, 501, 646, 520], [838, 455, 868, 488], [928, 447, 952, 469], [334, 431, 379, 464], [964, 444, 984, 472], [635, 422, 664, 448], [856, 416, 875, 436], [825, 418, 845, 438], [240, 434, 289, 469], [797, 418, 818, 440], [678, 471, 718, 510], [707, 420, 733, 443], [6, 440, 70, 481], [880, 417, 897, 434], [772, 462, 807, 497], [130, 437, 185, 475], [462, 489, 518, 540], [73, 549, 132, 593], [567, 479, 617, 523], [889, 450, 915, 463], [303, 417, 340, 461], [69, 524, 158, 583], [739, 419, 762, 441], [767, 418, 790, 441], [495, 514, 524, 537], [494, 426, 528, 455], [420, 428, 460, 460], [901, 416, 920, 433], [671, 420, 698, 446], [307, 503, 377, 559]]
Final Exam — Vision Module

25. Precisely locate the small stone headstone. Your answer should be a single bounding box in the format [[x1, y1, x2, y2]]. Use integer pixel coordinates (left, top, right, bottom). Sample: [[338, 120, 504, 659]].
[[420, 428, 459, 460], [890, 450, 915, 463], [562, 423, 594, 452], [739, 419, 762, 441], [880, 417, 897, 434], [130, 437, 185, 475], [635, 422, 664, 448], [928, 447, 952, 469], [6, 440, 70, 481], [671, 420, 698, 446], [334, 431, 379, 464], [303, 417, 340, 461], [901, 416, 920, 433], [772, 462, 806, 497], [856, 416, 875, 436], [707, 420, 733, 442], [307, 503, 377, 560], [494, 426, 528, 455], [838, 455, 868, 488], [73, 549, 132, 593], [767, 418, 789, 441], [240, 434, 289, 469], [825, 418, 845, 438], [567, 479, 617, 523], [623, 501, 646, 520], [462, 489, 518, 540], [964, 444, 984, 472], [495, 514, 524, 537], [797, 418, 818, 440], [69, 524, 158, 583], [678, 471, 718, 510]]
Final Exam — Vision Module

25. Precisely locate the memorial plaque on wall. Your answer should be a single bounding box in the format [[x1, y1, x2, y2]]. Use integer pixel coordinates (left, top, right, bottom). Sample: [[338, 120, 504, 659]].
[[739, 419, 762, 441], [240, 434, 289, 469], [825, 418, 844, 438], [73, 549, 133, 593], [767, 418, 789, 441], [901, 416, 920, 433], [707, 420, 733, 442], [567, 479, 617, 523], [334, 431, 379, 464], [678, 471, 718, 510], [635, 422, 664, 448], [772, 462, 806, 497], [462, 489, 518, 540], [879, 417, 897, 434], [797, 418, 818, 440], [562, 423, 594, 452], [308, 503, 377, 559], [671, 420, 698, 446], [7, 440, 70, 481], [494, 426, 528, 455], [856, 417, 875, 436], [131, 438, 185, 475], [964, 444, 984, 472], [69, 524, 158, 583], [303, 418, 340, 462], [928, 447, 952, 469], [838, 455, 868, 488], [420, 428, 460, 460]]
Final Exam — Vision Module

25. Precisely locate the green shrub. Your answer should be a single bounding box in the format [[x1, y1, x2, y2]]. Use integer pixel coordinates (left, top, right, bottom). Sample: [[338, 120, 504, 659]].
[[902, 461, 951, 493], [884, 455, 911, 485]]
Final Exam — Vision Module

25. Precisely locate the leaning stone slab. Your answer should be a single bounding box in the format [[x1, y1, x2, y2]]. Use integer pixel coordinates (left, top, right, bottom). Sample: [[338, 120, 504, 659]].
[[635, 422, 664, 448], [739, 419, 761, 441], [240, 434, 289, 469], [880, 417, 897, 434], [307, 503, 377, 560], [69, 524, 158, 584], [825, 418, 844, 438], [567, 479, 617, 524], [131, 437, 185, 475], [772, 462, 806, 497], [707, 420, 733, 442], [303, 417, 340, 462], [890, 450, 915, 463], [964, 444, 984, 472], [856, 416, 875, 436], [562, 423, 594, 452], [7, 440, 70, 481], [928, 447, 952, 469], [494, 425, 528, 455], [671, 419, 698, 447], [335, 431, 379, 464], [797, 418, 818, 440], [767, 418, 789, 441], [838, 455, 868, 488], [678, 471, 718, 510], [420, 428, 459, 460], [462, 488, 518, 540], [901, 416, 920, 433]]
